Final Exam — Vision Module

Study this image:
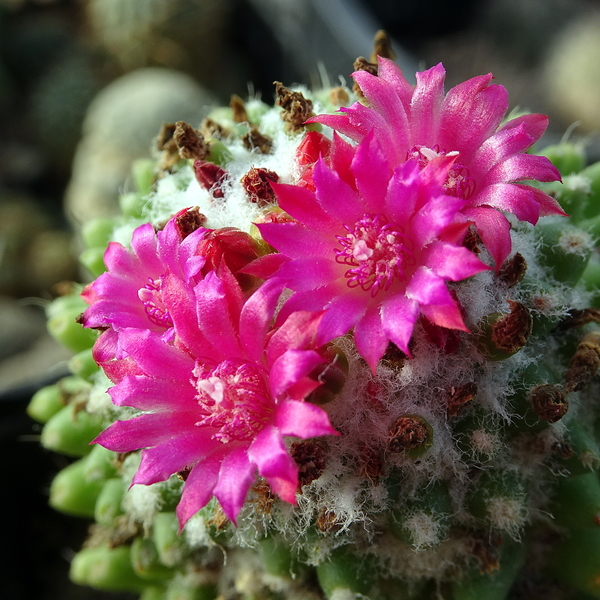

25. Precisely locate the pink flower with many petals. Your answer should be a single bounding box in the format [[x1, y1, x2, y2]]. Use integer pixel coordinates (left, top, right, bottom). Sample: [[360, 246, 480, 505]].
[[81, 211, 208, 337], [309, 60, 565, 267], [253, 132, 491, 371], [92, 267, 339, 527]]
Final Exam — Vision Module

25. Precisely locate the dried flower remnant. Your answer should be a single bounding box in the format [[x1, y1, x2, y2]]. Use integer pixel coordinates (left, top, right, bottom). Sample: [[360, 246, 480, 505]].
[[193, 160, 228, 199], [447, 382, 478, 418], [274, 82, 314, 131], [173, 121, 210, 160], [242, 127, 273, 154], [530, 385, 569, 423], [498, 253, 527, 287], [291, 439, 328, 488], [565, 331, 600, 392], [388, 415, 433, 457], [230, 94, 248, 123], [241, 168, 279, 206]]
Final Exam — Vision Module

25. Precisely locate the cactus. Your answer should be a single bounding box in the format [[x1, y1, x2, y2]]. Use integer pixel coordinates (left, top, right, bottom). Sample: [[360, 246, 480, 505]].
[[30, 35, 600, 600]]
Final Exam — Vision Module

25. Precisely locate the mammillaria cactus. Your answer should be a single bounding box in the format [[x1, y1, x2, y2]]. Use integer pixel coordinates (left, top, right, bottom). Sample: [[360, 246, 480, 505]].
[[29, 35, 600, 600]]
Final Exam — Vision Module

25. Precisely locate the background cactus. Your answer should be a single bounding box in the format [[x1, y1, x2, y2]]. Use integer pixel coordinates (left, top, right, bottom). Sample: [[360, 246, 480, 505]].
[[29, 53, 600, 600]]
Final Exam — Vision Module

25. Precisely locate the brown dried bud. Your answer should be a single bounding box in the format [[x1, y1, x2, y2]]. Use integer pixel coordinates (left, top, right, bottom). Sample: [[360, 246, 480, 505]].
[[491, 300, 532, 355], [274, 82, 314, 131], [250, 479, 275, 514], [230, 94, 248, 123], [241, 127, 273, 154], [388, 414, 433, 457], [557, 308, 600, 332], [193, 160, 228, 199], [316, 507, 342, 533], [241, 167, 279, 206], [174, 207, 206, 239], [565, 331, 600, 393], [352, 57, 378, 100], [463, 227, 482, 254], [498, 253, 527, 287], [329, 86, 350, 107], [371, 29, 396, 62], [200, 118, 228, 140], [530, 384, 569, 423], [358, 442, 384, 484], [381, 342, 407, 368], [156, 122, 178, 152], [173, 121, 209, 160], [176, 466, 191, 481], [207, 504, 229, 529], [291, 440, 328, 488], [447, 382, 478, 417], [468, 532, 503, 575], [551, 440, 575, 460]]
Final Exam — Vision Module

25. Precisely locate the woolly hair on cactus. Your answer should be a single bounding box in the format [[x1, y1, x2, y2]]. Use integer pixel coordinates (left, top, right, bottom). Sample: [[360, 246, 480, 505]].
[[29, 32, 600, 600]]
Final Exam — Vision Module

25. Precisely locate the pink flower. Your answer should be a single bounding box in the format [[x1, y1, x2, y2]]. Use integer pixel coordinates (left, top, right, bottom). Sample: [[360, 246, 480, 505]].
[[253, 132, 491, 371], [309, 60, 564, 267], [81, 211, 208, 336], [93, 267, 339, 527], [81, 210, 261, 338]]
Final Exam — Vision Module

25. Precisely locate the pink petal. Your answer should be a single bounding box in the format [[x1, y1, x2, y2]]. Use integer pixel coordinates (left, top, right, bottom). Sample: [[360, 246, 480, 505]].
[[133, 430, 219, 486], [354, 305, 389, 372], [118, 328, 193, 381], [425, 242, 490, 281], [351, 131, 391, 210], [272, 257, 341, 292], [406, 267, 457, 307], [410, 63, 446, 147], [463, 206, 512, 268], [313, 158, 365, 224], [239, 278, 285, 361], [193, 272, 243, 359], [177, 446, 229, 529], [499, 112, 548, 141], [269, 349, 325, 399], [109, 375, 196, 410], [257, 221, 334, 259], [306, 113, 361, 143], [130, 223, 162, 274], [316, 292, 367, 346], [267, 310, 323, 365], [248, 425, 298, 504], [380, 294, 420, 356], [377, 57, 415, 110], [271, 182, 338, 232], [483, 154, 561, 187], [352, 70, 410, 158], [241, 253, 289, 279], [213, 446, 256, 524], [93, 411, 198, 452], [276, 399, 339, 438], [439, 75, 508, 158]]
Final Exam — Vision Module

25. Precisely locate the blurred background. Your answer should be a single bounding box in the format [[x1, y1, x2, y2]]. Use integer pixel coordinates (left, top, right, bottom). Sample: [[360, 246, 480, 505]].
[[1, 0, 600, 598]]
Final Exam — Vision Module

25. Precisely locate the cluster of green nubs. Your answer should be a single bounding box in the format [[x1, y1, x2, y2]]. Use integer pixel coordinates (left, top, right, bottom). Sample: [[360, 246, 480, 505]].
[[27, 100, 600, 600]]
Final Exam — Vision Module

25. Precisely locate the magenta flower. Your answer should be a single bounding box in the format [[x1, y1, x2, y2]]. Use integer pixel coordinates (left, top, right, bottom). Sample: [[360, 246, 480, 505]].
[[254, 132, 491, 372], [81, 212, 208, 337], [93, 267, 339, 527], [309, 60, 564, 267]]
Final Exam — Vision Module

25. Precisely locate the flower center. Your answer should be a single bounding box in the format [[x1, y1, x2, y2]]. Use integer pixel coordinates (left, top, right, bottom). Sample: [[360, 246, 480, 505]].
[[407, 145, 475, 198], [138, 277, 173, 328], [193, 359, 273, 443], [336, 213, 415, 297]]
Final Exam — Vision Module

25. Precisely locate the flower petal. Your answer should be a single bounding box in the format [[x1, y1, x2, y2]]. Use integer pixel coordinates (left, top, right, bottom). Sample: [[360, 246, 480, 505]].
[[275, 399, 339, 438]]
